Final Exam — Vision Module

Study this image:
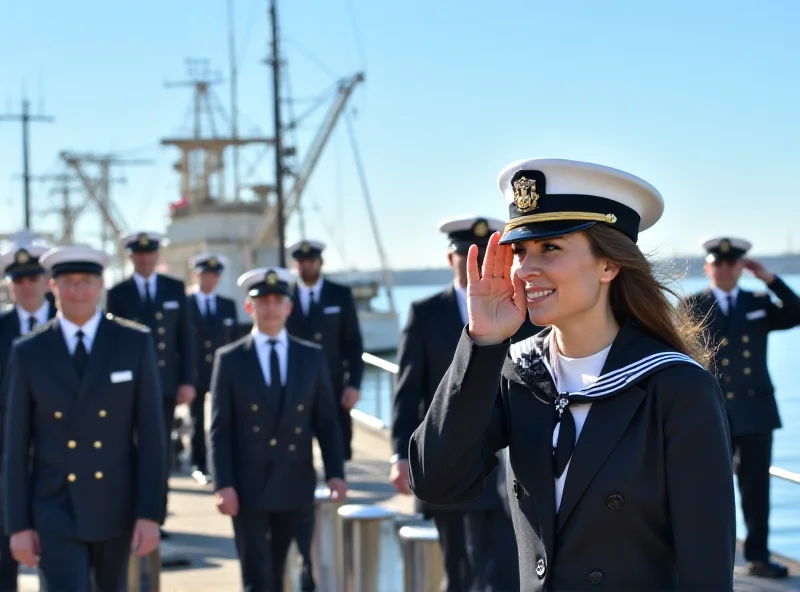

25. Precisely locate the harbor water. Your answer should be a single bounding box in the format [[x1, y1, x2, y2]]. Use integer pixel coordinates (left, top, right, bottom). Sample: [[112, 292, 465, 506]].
[[357, 273, 800, 561]]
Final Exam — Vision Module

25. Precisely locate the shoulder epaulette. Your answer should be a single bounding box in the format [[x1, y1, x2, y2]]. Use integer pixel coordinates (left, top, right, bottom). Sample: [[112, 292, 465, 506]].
[[105, 313, 150, 332]]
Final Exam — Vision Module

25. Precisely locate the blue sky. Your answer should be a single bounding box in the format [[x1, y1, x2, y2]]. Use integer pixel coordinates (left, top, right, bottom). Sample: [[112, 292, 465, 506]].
[[2, 0, 799, 271]]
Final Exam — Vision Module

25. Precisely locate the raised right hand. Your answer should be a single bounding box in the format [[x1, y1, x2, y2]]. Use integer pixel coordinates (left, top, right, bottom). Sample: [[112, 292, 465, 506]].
[[467, 231, 527, 345], [215, 486, 239, 516], [10, 529, 39, 567]]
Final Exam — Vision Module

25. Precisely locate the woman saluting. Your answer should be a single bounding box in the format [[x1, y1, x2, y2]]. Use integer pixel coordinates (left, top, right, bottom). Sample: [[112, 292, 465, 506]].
[[408, 158, 735, 591]]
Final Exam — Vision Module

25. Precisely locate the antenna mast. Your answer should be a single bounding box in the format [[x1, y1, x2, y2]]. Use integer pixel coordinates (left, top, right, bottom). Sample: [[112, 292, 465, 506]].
[[269, 0, 287, 267]]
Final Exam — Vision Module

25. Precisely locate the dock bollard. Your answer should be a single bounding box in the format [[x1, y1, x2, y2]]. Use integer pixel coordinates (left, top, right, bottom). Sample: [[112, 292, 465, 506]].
[[337, 504, 394, 592], [311, 485, 346, 591], [397, 525, 442, 592], [127, 546, 162, 591]]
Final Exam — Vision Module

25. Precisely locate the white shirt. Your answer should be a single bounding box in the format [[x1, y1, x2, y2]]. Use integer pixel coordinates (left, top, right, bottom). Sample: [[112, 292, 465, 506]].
[[133, 272, 157, 302], [453, 282, 468, 325], [58, 309, 103, 355], [551, 336, 611, 512], [297, 278, 323, 315], [252, 327, 289, 387], [711, 286, 740, 315], [17, 300, 51, 335], [194, 290, 216, 316]]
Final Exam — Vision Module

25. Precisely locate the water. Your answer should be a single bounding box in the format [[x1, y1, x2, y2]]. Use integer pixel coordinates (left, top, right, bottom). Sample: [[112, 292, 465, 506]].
[[356, 274, 800, 561]]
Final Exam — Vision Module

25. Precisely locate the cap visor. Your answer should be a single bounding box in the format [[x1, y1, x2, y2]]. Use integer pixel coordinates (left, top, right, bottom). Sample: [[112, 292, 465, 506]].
[[498, 221, 597, 245]]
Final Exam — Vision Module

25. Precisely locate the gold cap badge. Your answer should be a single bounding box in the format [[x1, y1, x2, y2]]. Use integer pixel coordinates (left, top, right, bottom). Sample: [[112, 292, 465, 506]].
[[300, 242, 311, 253], [137, 233, 150, 246], [720, 239, 731, 253], [512, 177, 540, 213], [265, 270, 278, 285], [15, 250, 30, 264], [208, 256, 218, 267], [473, 220, 488, 238]]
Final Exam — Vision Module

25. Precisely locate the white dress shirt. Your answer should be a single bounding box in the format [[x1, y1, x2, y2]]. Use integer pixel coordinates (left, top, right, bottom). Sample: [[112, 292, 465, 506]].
[[453, 282, 468, 325], [194, 290, 217, 316], [252, 327, 289, 387], [17, 300, 51, 335], [133, 272, 158, 302], [711, 286, 740, 315], [58, 309, 103, 355], [297, 278, 324, 315], [550, 335, 611, 513]]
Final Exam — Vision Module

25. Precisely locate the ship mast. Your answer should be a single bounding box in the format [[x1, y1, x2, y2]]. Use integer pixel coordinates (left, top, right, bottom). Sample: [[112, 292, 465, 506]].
[[268, 0, 287, 267]]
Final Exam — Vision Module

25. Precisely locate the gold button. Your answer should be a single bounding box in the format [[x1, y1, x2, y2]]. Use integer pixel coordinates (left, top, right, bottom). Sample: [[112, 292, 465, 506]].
[[68, 440, 77, 449], [721, 358, 729, 366], [155, 312, 163, 320], [253, 426, 260, 433], [158, 360, 166, 367], [720, 338, 728, 346], [270, 439, 277, 446], [98, 410, 107, 418], [251, 404, 258, 412], [157, 327, 165, 335], [205, 340, 212, 348], [67, 473, 76, 482], [314, 332, 322, 341], [742, 335, 750, 343], [744, 367, 751, 375], [94, 441, 102, 449], [288, 444, 296, 451], [54, 411, 63, 419], [295, 427, 302, 435], [158, 342, 166, 350], [726, 392, 734, 400], [743, 350, 751, 358], [95, 471, 103, 480], [205, 354, 213, 362], [297, 404, 304, 412]]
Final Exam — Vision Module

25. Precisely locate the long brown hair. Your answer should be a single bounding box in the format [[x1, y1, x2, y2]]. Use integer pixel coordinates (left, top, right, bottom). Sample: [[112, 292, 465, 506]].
[[584, 224, 713, 368]]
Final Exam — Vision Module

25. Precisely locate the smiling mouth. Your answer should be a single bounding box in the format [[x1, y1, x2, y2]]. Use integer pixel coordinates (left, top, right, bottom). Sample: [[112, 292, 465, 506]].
[[525, 287, 556, 302]]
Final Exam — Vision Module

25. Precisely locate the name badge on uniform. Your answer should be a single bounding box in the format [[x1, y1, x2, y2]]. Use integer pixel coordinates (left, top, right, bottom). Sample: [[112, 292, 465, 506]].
[[746, 309, 766, 320], [323, 305, 341, 314], [223, 318, 234, 326], [110, 370, 133, 383], [163, 300, 180, 310]]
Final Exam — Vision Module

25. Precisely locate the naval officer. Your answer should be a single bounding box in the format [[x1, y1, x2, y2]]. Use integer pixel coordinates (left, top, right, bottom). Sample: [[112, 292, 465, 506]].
[[285, 240, 364, 461], [0, 238, 57, 591], [187, 253, 238, 482], [105, 230, 196, 536], [391, 215, 528, 592], [408, 158, 735, 591], [2, 244, 166, 591], [685, 237, 800, 579], [209, 266, 346, 592]]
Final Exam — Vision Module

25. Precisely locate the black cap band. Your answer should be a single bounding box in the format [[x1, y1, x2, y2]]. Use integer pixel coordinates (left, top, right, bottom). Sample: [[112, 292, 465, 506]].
[[4, 262, 45, 279], [51, 261, 104, 278]]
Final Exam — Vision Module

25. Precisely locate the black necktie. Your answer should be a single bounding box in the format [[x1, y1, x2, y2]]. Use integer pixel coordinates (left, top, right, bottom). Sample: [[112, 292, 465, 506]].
[[27, 317, 36, 333], [727, 294, 735, 316], [553, 399, 576, 478], [205, 296, 212, 319], [144, 282, 154, 309], [268, 339, 285, 419], [74, 330, 88, 378]]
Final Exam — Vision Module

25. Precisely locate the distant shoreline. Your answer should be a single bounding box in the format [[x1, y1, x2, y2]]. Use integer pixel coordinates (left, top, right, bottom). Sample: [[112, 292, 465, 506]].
[[329, 254, 800, 287]]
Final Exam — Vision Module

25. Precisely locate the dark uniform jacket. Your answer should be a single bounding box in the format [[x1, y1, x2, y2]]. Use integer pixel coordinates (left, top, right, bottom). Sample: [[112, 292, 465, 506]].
[[392, 285, 537, 513], [286, 279, 364, 393], [209, 334, 345, 513], [408, 323, 736, 591], [106, 274, 196, 398], [686, 277, 800, 436], [2, 314, 167, 542], [188, 293, 238, 395]]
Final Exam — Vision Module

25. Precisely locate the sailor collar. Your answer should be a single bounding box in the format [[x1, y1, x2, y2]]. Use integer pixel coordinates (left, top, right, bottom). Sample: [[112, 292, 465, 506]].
[[504, 322, 703, 413]]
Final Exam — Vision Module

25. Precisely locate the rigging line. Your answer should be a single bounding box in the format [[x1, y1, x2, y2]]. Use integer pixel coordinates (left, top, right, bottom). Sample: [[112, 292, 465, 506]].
[[345, 0, 367, 71], [235, 0, 262, 70], [286, 87, 338, 131], [307, 194, 348, 267], [283, 37, 339, 80], [343, 110, 395, 312]]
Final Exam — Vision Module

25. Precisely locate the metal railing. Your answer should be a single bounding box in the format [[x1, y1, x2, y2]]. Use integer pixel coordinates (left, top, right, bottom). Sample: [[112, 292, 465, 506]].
[[359, 352, 800, 486]]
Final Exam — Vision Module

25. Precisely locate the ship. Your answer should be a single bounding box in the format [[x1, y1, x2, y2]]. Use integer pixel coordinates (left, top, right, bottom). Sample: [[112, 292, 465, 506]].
[[154, 3, 400, 353]]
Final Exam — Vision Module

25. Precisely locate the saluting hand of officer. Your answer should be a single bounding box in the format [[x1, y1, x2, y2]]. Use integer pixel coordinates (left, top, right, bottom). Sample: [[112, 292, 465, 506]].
[[742, 259, 776, 284], [9, 529, 39, 567], [132, 518, 160, 557], [466, 232, 527, 345]]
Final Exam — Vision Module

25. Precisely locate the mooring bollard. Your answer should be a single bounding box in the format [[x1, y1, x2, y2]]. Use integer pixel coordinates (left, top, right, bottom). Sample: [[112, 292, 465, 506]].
[[337, 504, 394, 592], [311, 485, 346, 592], [397, 525, 442, 592], [127, 546, 162, 591]]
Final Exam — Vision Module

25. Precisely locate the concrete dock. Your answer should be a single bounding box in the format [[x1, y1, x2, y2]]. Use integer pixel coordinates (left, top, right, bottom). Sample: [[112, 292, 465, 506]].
[[15, 417, 800, 591]]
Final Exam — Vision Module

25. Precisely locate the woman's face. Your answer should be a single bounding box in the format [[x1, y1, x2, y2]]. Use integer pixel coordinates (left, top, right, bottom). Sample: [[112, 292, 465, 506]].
[[510, 231, 618, 327]]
